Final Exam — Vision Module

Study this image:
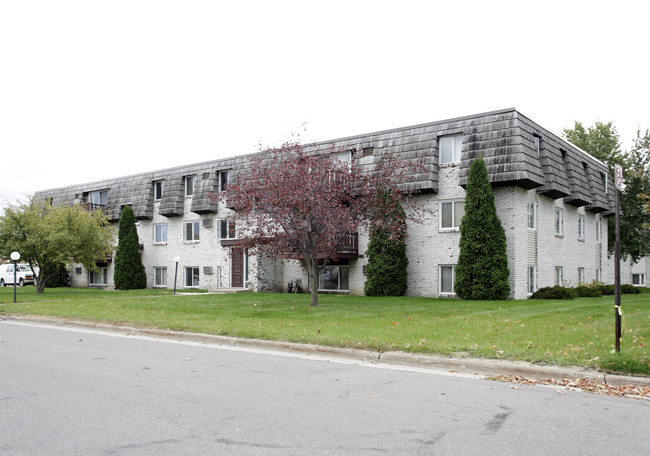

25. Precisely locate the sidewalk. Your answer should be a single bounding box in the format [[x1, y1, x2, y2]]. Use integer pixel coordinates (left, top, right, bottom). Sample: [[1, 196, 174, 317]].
[[4, 314, 650, 388]]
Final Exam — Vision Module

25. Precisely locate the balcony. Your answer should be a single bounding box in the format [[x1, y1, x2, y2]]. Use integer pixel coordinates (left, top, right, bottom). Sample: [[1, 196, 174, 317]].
[[277, 232, 358, 259], [83, 203, 107, 212]]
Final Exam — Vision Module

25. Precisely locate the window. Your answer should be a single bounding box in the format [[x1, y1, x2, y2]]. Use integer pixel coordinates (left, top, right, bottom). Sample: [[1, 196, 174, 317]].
[[554, 208, 563, 235], [440, 200, 465, 230], [318, 266, 349, 291], [577, 267, 585, 284], [88, 190, 108, 209], [527, 266, 536, 294], [154, 267, 167, 287], [632, 274, 645, 286], [601, 172, 608, 195], [185, 176, 196, 196], [578, 215, 585, 240], [596, 269, 602, 282], [219, 170, 233, 192], [439, 265, 456, 295], [439, 134, 463, 164], [185, 267, 200, 287], [527, 202, 536, 229], [184, 221, 200, 241], [595, 218, 602, 243], [89, 268, 107, 286], [154, 224, 168, 244], [533, 135, 541, 155], [555, 266, 563, 286], [218, 219, 236, 239], [154, 181, 164, 200]]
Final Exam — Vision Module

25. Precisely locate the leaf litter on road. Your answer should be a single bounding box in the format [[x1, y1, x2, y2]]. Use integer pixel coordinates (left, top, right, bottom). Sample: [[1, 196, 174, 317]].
[[490, 375, 650, 400]]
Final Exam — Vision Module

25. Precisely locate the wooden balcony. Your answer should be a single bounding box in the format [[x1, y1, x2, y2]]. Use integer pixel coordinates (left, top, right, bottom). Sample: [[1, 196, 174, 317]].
[[82, 203, 108, 212], [277, 232, 359, 259]]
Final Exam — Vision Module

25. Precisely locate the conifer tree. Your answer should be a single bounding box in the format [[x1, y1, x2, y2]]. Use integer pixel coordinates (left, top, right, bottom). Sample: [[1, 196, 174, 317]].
[[364, 194, 408, 296], [455, 157, 510, 299], [114, 205, 147, 289]]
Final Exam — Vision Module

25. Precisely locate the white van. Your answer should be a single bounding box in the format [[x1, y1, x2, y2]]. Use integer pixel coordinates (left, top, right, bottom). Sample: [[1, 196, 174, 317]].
[[0, 263, 36, 286]]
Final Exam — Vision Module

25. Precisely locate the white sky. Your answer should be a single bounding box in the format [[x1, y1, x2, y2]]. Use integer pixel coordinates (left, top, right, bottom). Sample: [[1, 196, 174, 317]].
[[1, 0, 648, 211]]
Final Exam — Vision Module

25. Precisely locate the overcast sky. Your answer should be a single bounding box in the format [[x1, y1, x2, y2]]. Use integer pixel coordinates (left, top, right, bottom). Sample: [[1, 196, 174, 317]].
[[1, 0, 648, 211]]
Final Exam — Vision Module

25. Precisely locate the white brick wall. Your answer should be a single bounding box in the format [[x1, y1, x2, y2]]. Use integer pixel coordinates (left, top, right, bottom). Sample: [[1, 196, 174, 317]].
[[68, 165, 621, 298]]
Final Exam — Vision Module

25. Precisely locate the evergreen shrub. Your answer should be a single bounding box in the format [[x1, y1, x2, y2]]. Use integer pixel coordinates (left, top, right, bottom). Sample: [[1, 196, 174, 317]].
[[114, 205, 147, 290]]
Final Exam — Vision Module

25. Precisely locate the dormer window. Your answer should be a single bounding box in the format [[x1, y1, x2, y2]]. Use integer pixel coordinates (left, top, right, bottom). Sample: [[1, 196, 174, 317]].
[[154, 181, 164, 200], [88, 190, 108, 209], [533, 135, 541, 155], [185, 176, 196, 197], [219, 170, 233, 192], [439, 134, 463, 164]]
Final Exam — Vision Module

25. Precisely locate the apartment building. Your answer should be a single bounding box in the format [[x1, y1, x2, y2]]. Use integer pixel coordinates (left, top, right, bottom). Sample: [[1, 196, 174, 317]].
[[36, 108, 618, 299]]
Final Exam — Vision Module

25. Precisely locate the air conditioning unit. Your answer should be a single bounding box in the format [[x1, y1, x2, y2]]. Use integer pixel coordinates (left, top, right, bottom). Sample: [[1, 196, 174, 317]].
[[203, 266, 213, 274], [202, 218, 213, 228]]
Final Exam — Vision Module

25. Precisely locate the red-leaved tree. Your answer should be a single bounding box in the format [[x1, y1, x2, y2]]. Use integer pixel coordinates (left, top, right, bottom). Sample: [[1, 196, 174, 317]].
[[217, 142, 422, 306]]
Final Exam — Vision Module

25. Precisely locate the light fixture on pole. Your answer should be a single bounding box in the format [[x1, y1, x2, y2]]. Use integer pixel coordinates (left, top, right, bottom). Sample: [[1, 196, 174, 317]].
[[10, 251, 20, 304], [173, 256, 181, 295]]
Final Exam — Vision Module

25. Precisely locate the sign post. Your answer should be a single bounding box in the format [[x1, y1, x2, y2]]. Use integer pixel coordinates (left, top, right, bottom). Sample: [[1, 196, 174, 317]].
[[614, 164, 623, 353]]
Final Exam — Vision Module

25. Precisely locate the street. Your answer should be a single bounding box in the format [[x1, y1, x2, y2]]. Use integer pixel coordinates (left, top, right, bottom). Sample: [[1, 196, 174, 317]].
[[1, 320, 648, 455]]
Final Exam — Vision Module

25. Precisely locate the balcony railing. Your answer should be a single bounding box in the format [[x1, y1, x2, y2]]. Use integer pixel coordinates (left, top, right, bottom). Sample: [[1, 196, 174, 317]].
[[277, 232, 358, 259], [83, 203, 107, 212]]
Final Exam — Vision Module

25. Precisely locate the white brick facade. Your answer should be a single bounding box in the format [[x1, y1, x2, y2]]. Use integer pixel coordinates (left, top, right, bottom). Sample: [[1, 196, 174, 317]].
[[46, 109, 631, 298]]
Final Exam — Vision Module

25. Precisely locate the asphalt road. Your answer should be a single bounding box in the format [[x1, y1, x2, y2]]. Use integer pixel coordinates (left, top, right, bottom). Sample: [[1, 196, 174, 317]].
[[1, 321, 648, 456]]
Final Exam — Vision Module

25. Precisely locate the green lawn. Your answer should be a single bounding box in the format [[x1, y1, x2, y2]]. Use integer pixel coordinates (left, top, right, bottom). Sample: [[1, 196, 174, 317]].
[[1, 287, 648, 375]]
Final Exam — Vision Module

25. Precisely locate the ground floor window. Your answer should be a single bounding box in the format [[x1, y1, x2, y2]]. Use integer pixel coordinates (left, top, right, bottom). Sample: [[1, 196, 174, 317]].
[[632, 273, 645, 286], [319, 266, 349, 291], [596, 269, 602, 282], [527, 266, 536, 295], [439, 265, 456, 295], [555, 266, 563, 286], [89, 268, 107, 286], [185, 267, 199, 287], [154, 267, 167, 287], [577, 267, 585, 285]]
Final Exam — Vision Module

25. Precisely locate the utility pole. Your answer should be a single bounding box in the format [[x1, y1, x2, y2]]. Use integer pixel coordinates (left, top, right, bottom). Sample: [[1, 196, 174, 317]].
[[614, 164, 623, 353]]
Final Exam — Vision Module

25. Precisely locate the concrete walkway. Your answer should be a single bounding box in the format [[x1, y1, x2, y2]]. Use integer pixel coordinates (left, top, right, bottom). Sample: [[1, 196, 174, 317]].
[[3, 314, 649, 388]]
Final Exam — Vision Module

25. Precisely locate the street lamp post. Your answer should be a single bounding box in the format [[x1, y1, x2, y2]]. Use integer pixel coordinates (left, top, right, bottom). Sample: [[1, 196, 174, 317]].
[[173, 256, 181, 295], [10, 251, 20, 304]]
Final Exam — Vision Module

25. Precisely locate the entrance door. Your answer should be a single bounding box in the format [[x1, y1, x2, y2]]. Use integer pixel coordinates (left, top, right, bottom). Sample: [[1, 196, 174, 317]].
[[231, 250, 244, 288]]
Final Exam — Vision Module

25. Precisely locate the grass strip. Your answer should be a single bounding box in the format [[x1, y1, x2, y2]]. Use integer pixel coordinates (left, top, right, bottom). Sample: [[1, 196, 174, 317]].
[[1, 287, 648, 375]]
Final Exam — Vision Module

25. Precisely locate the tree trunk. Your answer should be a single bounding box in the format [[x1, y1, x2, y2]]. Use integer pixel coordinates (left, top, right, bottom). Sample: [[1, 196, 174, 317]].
[[309, 265, 319, 307]]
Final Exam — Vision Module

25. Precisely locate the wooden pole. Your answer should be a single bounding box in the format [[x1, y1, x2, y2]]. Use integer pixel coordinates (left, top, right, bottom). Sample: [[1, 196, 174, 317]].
[[614, 186, 621, 353]]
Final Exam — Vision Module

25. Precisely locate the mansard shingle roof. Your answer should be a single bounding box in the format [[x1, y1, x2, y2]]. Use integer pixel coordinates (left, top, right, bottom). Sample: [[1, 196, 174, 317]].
[[35, 108, 615, 221]]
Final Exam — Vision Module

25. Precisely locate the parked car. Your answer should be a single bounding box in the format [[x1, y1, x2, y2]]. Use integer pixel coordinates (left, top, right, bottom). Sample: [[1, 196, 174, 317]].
[[0, 263, 36, 286]]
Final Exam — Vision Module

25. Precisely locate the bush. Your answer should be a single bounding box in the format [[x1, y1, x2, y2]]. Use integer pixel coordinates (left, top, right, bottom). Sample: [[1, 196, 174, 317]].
[[597, 285, 615, 295], [621, 284, 641, 294], [530, 286, 576, 299], [365, 194, 408, 296], [574, 286, 602, 298], [455, 157, 510, 299], [114, 205, 147, 290]]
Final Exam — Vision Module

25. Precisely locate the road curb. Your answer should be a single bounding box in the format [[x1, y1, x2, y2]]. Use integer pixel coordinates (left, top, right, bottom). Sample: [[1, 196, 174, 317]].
[[4, 315, 650, 388]]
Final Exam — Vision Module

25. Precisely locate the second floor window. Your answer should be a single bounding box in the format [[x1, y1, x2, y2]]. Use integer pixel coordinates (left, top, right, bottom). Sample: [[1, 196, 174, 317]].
[[527, 202, 536, 229], [440, 200, 464, 230], [154, 224, 168, 243], [578, 215, 585, 240], [218, 219, 236, 239], [184, 221, 200, 241], [555, 208, 563, 235]]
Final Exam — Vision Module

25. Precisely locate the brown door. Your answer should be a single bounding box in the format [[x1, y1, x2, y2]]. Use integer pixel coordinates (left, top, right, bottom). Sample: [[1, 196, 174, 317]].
[[231, 250, 244, 288]]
